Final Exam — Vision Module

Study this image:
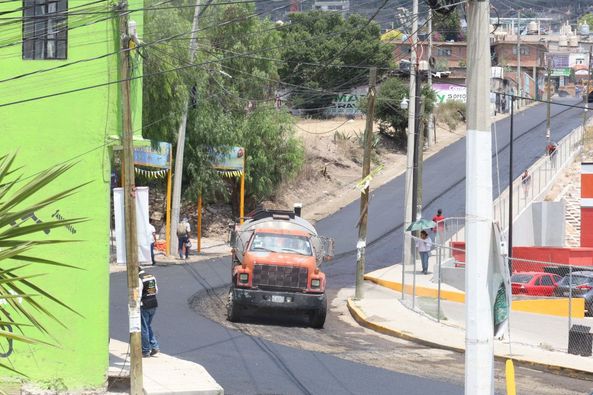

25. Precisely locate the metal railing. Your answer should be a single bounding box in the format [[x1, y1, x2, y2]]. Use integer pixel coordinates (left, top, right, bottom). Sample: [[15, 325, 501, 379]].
[[399, 231, 593, 358], [493, 125, 583, 232]]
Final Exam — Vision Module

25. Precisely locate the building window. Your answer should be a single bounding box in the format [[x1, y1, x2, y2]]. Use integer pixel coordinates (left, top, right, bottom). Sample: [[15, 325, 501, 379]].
[[436, 47, 452, 57], [512, 46, 530, 56], [22, 0, 68, 60]]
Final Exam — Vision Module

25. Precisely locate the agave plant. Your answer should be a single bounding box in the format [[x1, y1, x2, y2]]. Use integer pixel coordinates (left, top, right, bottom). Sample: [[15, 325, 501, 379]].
[[0, 153, 86, 374]]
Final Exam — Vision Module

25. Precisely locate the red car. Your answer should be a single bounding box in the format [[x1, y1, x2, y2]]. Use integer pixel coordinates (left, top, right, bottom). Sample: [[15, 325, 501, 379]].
[[511, 272, 562, 296]]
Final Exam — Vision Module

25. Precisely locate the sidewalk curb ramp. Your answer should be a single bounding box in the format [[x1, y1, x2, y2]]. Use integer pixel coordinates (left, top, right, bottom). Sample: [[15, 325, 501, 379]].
[[347, 298, 593, 381]]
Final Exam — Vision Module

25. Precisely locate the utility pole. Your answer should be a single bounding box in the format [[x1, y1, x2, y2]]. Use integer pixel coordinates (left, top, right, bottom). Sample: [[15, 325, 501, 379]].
[[583, 48, 592, 152], [546, 56, 552, 144], [355, 67, 377, 300], [412, 69, 423, 223], [170, 0, 202, 256], [119, 1, 143, 392], [466, 1, 494, 394], [426, 8, 435, 147], [507, 95, 515, 272], [517, 11, 522, 109], [404, 0, 419, 270]]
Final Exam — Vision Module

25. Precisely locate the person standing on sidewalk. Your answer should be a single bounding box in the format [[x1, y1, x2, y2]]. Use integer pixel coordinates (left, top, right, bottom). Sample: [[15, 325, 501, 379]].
[[177, 217, 191, 259], [148, 221, 157, 265], [415, 230, 433, 275], [139, 268, 159, 357]]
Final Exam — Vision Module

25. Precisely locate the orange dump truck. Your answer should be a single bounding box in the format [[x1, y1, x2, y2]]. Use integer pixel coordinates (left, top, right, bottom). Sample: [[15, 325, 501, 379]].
[[227, 207, 334, 328]]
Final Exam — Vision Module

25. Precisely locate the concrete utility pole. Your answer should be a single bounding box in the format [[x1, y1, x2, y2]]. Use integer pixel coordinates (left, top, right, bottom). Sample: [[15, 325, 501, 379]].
[[546, 56, 552, 144], [584, 48, 593, 154], [355, 67, 377, 300], [465, 1, 494, 394], [404, 0, 419, 270], [516, 13, 521, 107], [170, 0, 202, 256], [412, 68, 423, 223], [119, 2, 143, 392]]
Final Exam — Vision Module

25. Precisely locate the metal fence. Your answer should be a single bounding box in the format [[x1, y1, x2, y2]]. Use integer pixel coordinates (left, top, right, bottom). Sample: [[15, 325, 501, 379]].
[[399, 231, 593, 358]]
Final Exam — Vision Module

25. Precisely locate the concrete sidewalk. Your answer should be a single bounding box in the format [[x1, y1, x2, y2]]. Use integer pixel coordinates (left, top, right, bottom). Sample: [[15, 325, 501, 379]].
[[109, 338, 223, 394], [347, 281, 593, 378]]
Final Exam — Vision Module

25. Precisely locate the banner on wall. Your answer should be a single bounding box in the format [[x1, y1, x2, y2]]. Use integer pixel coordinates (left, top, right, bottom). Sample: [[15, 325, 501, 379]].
[[433, 83, 467, 104], [113, 187, 151, 264]]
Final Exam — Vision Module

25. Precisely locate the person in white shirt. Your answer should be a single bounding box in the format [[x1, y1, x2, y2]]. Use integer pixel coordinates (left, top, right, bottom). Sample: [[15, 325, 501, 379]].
[[415, 230, 432, 275]]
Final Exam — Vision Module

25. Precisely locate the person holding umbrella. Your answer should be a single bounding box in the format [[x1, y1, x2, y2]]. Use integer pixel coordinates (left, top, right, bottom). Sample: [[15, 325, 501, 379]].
[[416, 230, 433, 275]]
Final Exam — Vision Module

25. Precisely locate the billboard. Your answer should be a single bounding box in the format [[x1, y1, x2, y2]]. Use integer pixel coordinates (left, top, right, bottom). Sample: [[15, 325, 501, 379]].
[[433, 83, 467, 104]]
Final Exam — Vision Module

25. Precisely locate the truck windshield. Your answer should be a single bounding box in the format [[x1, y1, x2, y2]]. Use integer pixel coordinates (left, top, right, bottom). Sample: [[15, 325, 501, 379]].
[[250, 233, 312, 256]]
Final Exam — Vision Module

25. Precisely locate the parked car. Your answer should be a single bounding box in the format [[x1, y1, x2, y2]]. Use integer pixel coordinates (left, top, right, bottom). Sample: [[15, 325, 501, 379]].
[[511, 272, 562, 296], [553, 271, 593, 316]]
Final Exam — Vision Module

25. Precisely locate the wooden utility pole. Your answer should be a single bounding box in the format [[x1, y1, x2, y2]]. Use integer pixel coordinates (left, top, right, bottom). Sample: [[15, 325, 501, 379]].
[[354, 67, 377, 300], [426, 8, 434, 146], [170, 0, 202, 256], [119, 2, 143, 393]]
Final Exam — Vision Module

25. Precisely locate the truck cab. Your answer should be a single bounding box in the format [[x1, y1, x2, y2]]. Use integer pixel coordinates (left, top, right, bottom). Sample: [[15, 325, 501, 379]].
[[227, 208, 333, 328]]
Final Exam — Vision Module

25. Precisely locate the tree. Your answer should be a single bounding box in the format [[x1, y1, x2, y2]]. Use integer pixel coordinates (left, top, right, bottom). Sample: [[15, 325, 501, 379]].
[[432, 9, 462, 42], [0, 153, 83, 373], [142, 0, 304, 210], [578, 13, 593, 29], [367, 77, 436, 149], [279, 11, 393, 114]]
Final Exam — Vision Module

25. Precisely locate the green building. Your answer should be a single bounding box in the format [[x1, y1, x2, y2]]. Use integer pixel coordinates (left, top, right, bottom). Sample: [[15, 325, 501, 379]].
[[0, 0, 143, 390]]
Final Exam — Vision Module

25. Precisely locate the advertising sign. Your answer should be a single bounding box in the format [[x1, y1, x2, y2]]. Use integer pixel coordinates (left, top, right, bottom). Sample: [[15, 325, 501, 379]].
[[210, 146, 245, 172], [325, 93, 365, 116], [433, 83, 467, 104], [133, 142, 171, 169]]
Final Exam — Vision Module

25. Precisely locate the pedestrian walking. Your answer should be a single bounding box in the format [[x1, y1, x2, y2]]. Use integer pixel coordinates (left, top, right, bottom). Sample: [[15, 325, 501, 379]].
[[148, 221, 156, 265], [521, 170, 531, 200], [432, 209, 445, 240], [139, 268, 159, 357], [177, 217, 191, 259], [415, 230, 432, 275]]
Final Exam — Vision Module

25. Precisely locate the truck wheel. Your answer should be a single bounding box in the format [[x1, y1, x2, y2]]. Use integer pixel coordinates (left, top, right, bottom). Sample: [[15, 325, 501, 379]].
[[309, 298, 327, 329], [227, 288, 241, 322]]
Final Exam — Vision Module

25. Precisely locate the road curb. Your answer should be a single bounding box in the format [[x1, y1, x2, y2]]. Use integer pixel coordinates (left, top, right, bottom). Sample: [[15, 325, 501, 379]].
[[346, 297, 593, 380]]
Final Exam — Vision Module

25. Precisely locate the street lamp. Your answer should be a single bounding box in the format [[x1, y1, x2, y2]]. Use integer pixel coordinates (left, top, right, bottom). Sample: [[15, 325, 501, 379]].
[[400, 97, 409, 110]]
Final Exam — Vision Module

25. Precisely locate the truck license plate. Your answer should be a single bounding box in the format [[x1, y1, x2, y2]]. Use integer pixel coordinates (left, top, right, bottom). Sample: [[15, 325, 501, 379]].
[[271, 295, 285, 303]]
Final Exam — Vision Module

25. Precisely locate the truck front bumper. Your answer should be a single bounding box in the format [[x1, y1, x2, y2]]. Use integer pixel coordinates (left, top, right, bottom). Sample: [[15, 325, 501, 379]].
[[232, 287, 326, 310]]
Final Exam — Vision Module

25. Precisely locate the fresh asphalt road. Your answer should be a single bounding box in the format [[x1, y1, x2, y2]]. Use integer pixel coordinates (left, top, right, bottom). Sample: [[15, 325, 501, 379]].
[[110, 99, 585, 395]]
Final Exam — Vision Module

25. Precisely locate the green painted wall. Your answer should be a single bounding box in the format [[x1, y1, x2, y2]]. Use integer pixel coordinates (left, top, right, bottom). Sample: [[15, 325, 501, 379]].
[[0, 0, 143, 390]]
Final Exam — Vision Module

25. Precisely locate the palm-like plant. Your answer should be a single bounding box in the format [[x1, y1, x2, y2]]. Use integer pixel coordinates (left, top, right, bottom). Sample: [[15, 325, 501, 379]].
[[0, 153, 86, 374]]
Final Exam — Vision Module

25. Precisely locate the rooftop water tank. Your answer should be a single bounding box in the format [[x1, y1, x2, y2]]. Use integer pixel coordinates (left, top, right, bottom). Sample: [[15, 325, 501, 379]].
[[528, 21, 538, 34], [581, 22, 590, 36], [559, 35, 568, 46]]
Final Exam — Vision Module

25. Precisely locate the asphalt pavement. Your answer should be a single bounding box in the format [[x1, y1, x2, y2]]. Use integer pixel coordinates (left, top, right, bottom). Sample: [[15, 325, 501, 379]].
[[110, 263, 464, 395], [110, 99, 585, 395]]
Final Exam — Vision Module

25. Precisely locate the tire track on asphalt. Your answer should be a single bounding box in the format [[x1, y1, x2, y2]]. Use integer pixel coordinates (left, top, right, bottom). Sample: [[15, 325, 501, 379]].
[[182, 263, 315, 395]]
